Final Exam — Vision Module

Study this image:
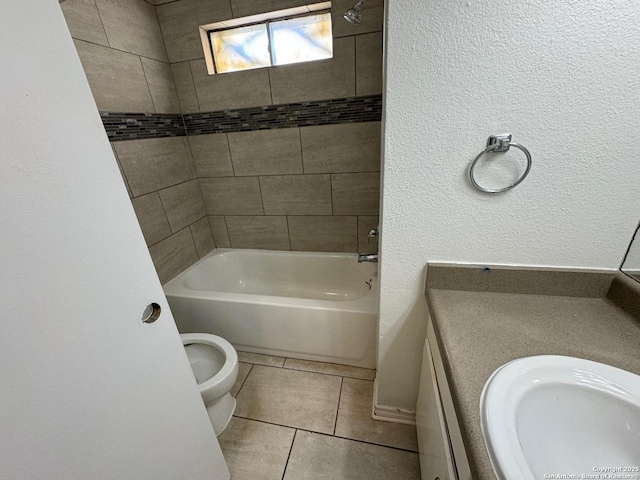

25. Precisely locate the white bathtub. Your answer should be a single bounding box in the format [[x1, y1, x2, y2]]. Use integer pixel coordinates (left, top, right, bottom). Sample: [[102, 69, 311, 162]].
[[163, 249, 378, 368]]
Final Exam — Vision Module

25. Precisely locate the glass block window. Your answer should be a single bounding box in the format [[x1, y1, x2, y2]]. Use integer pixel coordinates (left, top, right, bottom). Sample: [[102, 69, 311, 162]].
[[210, 24, 271, 74], [269, 13, 332, 66], [206, 8, 333, 75]]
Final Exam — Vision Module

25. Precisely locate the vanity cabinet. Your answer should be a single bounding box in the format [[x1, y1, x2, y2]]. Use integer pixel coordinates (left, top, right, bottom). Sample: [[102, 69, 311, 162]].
[[416, 319, 472, 480]]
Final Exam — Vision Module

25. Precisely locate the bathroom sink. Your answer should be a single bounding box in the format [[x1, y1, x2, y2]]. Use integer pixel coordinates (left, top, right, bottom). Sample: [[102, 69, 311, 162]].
[[480, 356, 640, 480]]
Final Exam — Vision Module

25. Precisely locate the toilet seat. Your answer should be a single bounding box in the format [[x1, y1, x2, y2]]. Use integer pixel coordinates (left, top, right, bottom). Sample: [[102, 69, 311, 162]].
[[180, 333, 238, 394]]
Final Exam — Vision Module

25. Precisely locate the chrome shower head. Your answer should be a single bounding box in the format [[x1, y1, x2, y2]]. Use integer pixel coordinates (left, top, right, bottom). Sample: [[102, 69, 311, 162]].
[[343, 7, 362, 24], [343, 0, 367, 24]]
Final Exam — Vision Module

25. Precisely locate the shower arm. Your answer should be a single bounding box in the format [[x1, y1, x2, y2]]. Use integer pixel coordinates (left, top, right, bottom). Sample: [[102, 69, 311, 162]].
[[352, 0, 367, 10]]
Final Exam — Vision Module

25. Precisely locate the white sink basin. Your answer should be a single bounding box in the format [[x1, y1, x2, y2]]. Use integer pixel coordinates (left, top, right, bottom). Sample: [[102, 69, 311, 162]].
[[480, 355, 640, 480]]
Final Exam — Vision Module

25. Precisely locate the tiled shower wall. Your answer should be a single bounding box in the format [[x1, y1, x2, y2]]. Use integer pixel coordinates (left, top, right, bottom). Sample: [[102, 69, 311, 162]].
[[62, 0, 382, 284], [62, 0, 214, 284]]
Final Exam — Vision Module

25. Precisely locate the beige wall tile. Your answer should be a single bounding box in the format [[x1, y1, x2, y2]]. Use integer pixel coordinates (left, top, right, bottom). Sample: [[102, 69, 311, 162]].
[[331, 172, 380, 215], [158, 179, 207, 232], [301, 122, 381, 174], [115, 137, 193, 197], [228, 129, 303, 176], [61, 0, 109, 46], [190, 60, 272, 111], [149, 227, 199, 284], [260, 175, 331, 215], [188, 134, 234, 177], [218, 417, 295, 480], [225, 216, 290, 250], [171, 62, 200, 112], [95, 0, 167, 61], [269, 37, 355, 104], [200, 177, 264, 215], [283, 432, 420, 480], [332, 0, 384, 38], [190, 216, 216, 257], [288, 216, 357, 252], [356, 33, 383, 96], [335, 378, 418, 452], [157, 0, 232, 63], [131, 192, 172, 246], [357, 216, 379, 253], [230, 0, 308, 17], [140, 57, 181, 113], [209, 216, 231, 248], [74, 39, 155, 112], [235, 366, 342, 434]]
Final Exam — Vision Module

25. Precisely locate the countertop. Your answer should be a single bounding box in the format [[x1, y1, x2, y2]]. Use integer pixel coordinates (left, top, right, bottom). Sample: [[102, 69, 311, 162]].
[[426, 274, 640, 480]]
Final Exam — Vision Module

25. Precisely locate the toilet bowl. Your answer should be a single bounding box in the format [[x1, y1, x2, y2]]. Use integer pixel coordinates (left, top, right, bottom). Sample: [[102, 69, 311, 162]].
[[181, 333, 238, 435]]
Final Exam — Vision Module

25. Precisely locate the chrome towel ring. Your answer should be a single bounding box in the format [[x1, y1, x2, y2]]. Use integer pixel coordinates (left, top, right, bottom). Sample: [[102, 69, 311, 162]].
[[469, 134, 532, 193]]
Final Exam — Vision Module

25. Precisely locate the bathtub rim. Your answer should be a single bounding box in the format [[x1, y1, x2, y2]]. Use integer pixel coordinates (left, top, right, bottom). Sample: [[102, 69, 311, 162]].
[[163, 248, 379, 313]]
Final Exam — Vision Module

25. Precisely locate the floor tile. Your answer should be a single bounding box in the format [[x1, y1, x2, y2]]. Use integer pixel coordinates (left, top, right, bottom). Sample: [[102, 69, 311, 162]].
[[283, 431, 421, 480], [235, 366, 342, 434], [218, 417, 295, 480], [284, 359, 376, 381], [237, 351, 286, 367], [335, 378, 418, 452], [231, 362, 252, 397]]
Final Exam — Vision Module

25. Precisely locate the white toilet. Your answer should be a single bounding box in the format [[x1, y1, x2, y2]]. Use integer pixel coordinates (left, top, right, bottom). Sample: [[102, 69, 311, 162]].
[[180, 333, 239, 435]]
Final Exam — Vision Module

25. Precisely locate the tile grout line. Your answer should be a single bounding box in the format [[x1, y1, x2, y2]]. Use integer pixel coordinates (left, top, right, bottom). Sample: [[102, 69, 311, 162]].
[[332, 377, 344, 436], [197, 170, 381, 179], [188, 61, 203, 113], [234, 363, 253, 397], [148, 224, 192, 250], [188, 223, 201, 258], [298, 128, 305, 174], [330, 173, 334, 215], [281, 365, 374, 380], [91, 0, 111, 48], [229, 415, 418, 454], [257, 176, 267, 215], [139, 56, 158, 113], [222, 215, 231, 248], [71, 37, 170, 64], [237, 359, 375, 380], [131, 175, 200, 201], [155, 187, 174, 234], [225, 133, 236, 176], [353, 35, 357, 97], [267, 68, 274, 106], [285, 215, 292, 251], [151, 0, 172, 65], [281, 429, 297, 480]]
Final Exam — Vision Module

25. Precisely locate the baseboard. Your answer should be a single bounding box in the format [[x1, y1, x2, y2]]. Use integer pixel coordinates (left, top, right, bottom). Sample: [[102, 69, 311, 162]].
[[371, 378, 416, 425]]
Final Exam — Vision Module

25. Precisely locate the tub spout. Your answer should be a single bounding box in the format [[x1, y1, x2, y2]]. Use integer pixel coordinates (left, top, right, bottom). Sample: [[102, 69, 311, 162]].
[[358, 254, 378, 263]]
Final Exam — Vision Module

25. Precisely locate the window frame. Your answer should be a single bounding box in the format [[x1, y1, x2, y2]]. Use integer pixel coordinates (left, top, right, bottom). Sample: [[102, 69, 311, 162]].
[[198, 2, 332, 75]]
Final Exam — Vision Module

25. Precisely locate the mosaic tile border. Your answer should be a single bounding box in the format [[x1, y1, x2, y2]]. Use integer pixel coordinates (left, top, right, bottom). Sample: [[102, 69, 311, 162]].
[[101, 112, 186, 142], [184, 94, 382, 135], [102, 95, 382, 141]]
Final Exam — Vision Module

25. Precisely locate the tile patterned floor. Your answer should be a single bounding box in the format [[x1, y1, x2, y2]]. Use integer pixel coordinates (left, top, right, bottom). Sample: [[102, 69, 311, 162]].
[[218, 353, 421, 480]]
